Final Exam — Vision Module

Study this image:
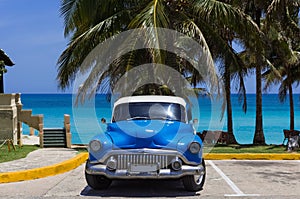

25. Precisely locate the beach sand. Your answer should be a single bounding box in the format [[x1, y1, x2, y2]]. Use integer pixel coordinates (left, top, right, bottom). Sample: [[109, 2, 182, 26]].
[[21, 135, 39, 145]]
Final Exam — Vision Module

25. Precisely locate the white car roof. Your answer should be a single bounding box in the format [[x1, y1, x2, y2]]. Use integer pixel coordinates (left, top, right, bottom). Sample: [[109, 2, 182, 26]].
[[114, 95, 187, 108]]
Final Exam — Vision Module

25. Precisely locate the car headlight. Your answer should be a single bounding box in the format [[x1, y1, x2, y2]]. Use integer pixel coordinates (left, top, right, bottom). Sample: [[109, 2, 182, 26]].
[[189, 142, 201, 154], [89, 140, 102, 152]]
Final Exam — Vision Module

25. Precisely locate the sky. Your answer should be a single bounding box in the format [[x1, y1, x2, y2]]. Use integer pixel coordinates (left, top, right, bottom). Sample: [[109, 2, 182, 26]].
[[0, 0, 70, 93], [0, 0, 299, 94]]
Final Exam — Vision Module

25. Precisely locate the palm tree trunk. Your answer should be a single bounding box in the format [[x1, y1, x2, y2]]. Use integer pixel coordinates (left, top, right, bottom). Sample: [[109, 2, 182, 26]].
[[225, 65, 238, 144], [288, 84, 294, 130], [253, 8, 266, 145], [253, 58, 266, 145]]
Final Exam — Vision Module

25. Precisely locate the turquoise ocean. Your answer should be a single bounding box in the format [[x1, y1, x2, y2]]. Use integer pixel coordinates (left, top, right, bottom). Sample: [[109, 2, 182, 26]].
[[21, 94, 300, 145]]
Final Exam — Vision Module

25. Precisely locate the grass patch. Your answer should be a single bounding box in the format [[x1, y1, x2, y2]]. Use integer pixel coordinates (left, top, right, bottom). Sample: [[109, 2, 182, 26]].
[[0, 145, 39, 163], [73, 146, 88, 153], [203, 144, 298, 153], [71, 144, 88, 153]]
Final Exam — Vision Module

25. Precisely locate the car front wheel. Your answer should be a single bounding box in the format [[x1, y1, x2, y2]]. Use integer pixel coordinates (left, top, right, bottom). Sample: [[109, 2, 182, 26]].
[[85, 172, 112, 190], [182, 159, 206, 192]]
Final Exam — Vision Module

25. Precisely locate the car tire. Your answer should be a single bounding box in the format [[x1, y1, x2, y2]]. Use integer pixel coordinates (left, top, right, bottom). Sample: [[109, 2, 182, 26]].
[[182, 159, 206, 192], [85, 172, 112, 190]]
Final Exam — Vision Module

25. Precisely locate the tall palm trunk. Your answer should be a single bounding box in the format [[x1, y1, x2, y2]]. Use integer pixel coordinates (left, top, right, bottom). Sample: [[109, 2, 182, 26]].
[[225, 64, 238, 144], [253, 57, 265, 144], [253, 8, 266, 145], [288, 83, 294, 130]]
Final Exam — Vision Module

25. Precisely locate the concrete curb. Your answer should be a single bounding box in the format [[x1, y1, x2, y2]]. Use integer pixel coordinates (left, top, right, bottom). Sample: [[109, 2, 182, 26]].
[[204, 153, 300, 160], [1, 152, 300, 183], [0, 153, 88, 183]]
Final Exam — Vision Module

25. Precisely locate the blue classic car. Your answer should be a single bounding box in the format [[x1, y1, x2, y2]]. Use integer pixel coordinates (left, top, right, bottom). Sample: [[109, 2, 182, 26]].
[[85, 95, 206, 191]]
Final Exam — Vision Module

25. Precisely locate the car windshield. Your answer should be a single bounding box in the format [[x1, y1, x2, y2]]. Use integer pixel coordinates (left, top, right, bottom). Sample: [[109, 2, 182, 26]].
[[112, 102, 186, 123]]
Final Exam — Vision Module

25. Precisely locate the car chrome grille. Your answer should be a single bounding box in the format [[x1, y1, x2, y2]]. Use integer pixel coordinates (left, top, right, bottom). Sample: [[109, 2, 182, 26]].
[[116, 154, 171, 169]]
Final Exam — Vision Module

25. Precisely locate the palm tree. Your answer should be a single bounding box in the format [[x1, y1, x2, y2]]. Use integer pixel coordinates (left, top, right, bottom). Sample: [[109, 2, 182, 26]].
[[57, 0, 216, 97], [217, 30, 248, 145], [195, 1, 263, 144], [230, 0, 276, 145], [264, 63, 300, 131], [199, 26, 245, 144], [58, 0, 261, 88], [232, 0, 300, 144], [263, 0, 300, 131], [58, 0, 264, 144]]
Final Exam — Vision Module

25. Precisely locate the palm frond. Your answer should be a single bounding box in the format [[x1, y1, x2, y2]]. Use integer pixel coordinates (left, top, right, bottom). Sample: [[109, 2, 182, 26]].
[[60, 0, 82, 37], [237, 71, 247, 113], [75, 30, 147, 102], [57, 8, 133, 90], [129, 1, 169, 64], [194, 0, 265, 52], [174, 19, 219, 94], [266, 0, 284, 16], [278, 79, 288, 102], [266, 0, 300, 41]]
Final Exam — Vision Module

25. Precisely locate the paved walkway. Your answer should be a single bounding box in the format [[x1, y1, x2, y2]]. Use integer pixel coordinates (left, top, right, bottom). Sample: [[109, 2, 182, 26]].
[[0, 148, 78, 173]]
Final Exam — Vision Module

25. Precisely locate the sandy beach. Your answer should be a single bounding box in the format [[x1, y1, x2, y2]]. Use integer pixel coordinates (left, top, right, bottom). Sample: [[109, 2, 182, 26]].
[[21, 135, 39, 145]]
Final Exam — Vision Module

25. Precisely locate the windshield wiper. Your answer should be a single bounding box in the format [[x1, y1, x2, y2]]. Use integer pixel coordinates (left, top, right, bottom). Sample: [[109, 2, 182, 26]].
[[126, 116, 150, 120]]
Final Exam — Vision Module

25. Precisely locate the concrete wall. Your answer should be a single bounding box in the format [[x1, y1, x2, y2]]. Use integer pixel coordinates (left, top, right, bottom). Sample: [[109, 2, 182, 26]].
[[0, 94, 18, 145]]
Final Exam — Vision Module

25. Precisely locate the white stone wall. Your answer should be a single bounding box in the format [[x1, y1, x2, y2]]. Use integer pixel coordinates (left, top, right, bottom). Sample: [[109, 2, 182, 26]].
[[0, 94, 18, 145]]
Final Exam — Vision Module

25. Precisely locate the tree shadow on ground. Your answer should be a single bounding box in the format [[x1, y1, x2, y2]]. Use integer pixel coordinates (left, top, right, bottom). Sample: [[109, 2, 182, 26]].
[[80, 179, 201, 197]]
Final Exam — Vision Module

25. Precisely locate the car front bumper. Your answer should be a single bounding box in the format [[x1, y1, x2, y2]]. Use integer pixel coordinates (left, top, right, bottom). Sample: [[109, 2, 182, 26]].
[[85, 161, 204, 179]]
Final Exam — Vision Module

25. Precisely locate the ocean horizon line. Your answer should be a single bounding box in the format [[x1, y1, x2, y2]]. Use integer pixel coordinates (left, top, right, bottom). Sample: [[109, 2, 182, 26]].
[[19, 93, 300, 145]]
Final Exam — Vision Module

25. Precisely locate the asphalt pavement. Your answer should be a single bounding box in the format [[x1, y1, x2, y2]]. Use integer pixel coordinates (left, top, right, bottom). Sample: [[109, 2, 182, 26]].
[[1, 135, 300, 185], [1, 160, 300, 198]]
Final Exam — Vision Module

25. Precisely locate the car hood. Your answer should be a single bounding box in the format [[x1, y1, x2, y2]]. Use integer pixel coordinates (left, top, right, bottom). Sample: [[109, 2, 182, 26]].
[[106, 120, 194, 149]]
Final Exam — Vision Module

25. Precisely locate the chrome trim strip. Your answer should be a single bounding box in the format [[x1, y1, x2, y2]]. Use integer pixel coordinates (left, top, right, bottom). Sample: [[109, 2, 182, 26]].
[[86, 162, 204, 179], [89, 148, 199, 165]]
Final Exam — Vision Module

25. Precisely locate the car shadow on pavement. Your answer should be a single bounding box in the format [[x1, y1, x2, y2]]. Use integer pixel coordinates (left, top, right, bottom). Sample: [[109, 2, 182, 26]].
[[80, 179, 201, 197]]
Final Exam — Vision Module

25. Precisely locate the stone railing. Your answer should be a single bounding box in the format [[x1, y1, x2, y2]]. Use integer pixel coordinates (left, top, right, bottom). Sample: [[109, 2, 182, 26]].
[[15, 93, 44, 146], [0, 93, 71, 148], [64, 114, 72, 148]]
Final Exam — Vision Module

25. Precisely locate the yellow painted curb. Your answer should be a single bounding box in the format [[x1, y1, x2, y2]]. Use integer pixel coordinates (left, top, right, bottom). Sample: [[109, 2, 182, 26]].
[[204, 153, 300, 160], [1, 152, 300, 183], [0, 153, 88, 183]]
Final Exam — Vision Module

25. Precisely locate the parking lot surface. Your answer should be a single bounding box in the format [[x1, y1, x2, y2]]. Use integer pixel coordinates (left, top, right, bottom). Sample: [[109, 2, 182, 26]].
[[0, 160, 300, 198]]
